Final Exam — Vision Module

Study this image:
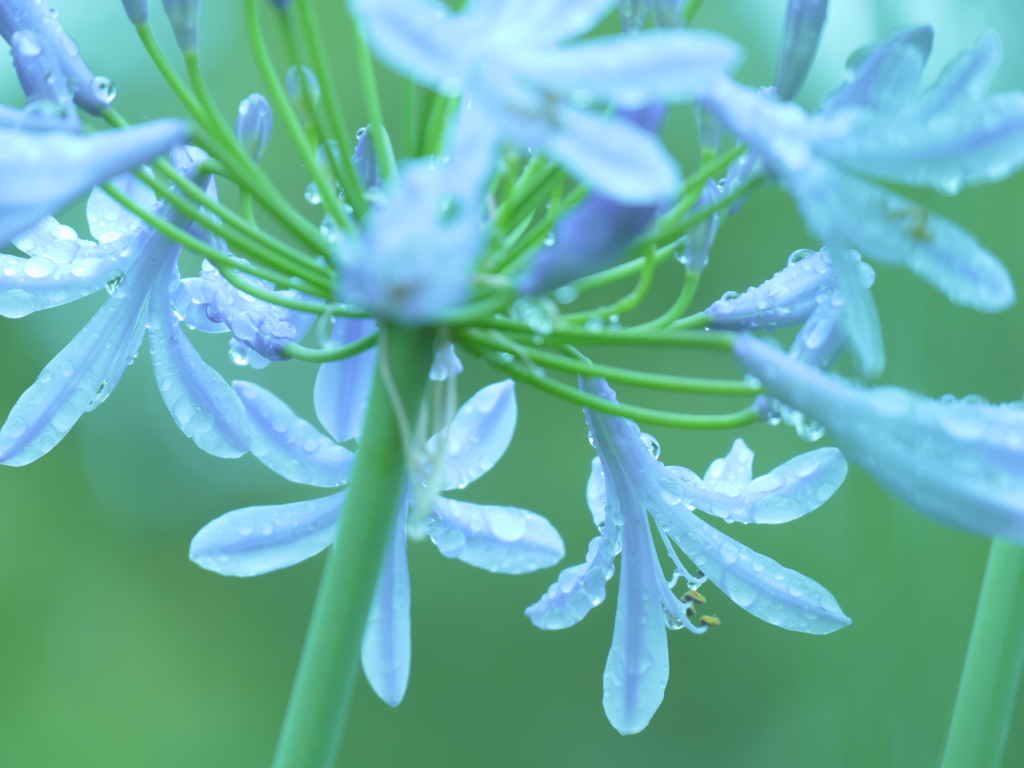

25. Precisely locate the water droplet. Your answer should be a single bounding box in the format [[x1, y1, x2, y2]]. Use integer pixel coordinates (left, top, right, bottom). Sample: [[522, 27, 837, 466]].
[[304, 182, 322, 205], [787, 249, 814, 266], [105, 271, 125, 295]]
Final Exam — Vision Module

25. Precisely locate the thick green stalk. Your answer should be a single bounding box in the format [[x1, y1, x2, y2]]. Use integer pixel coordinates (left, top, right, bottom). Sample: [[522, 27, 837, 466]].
[[941, 539, 1024, 768], [271, 325, 435, 768]]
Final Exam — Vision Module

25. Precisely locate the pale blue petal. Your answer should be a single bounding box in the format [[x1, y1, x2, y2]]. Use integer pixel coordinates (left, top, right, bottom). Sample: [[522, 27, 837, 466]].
[[827, 241, 885, 378], [525, 529, 619, 630], [0, 120, 187, 247], [0, 219, 135, 318], [545, 106, 681, 204], [351, 0, 472, 92], [512, 30, 741, 107], [705, 248, 859, 332], [587, 456, 608, 527], [189, 492, 345, 577], [788, 292, 850, 370], [86, 176, 155, 244], [910, 31, 1000, 117], [148, 259, 251, 459], [361, 503, 411, 707], [703, 438, 754, 488], [652, 503, 850, 633], [816, 93, 1024, 194], [602, 493, 669, 735], [735, 335, 1024, 542], [490, 0, 615, 44], [681, 447, 847, 525], [427, 497, 564, 574], [426, 380, 517, 491], [177, 276, 230, 333], [0, 246, 158, 465], [793, 162, 1015, 313], [313, 317, 378, 444], [233, 380, 354, 487], [428, 341, 463, 382], [821, 26, 932, 114]]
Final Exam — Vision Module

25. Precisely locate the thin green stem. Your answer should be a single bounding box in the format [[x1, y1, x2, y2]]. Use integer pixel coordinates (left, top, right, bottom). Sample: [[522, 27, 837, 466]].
[[461, 336, 757, 430], [684, 0, 707, 25], [941, 539, 1024, 768], [284, 330, 379, 363], [271, 325, 435, 768], [634, 270, 701, 331], [242, 0, 354, 234], [562, 249, 656, 323], [461, 330, 760, 397], [402, 80, 419, 158], [468, 315, 736, 351]]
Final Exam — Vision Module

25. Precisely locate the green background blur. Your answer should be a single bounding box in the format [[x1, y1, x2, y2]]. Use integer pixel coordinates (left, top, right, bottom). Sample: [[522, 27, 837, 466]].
[[2, 1, 1024, 766]]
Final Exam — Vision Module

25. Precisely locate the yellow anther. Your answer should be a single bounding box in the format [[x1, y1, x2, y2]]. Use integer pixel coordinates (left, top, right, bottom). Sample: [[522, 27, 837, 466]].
[[683, 590, 707, 605], [699, 615, 721, 628]]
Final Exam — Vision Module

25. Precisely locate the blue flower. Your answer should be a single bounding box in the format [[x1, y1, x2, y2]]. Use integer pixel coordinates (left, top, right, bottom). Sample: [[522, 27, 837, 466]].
[[527, 377, 850, 734], [0, 148, 250, 465], [735, 334, 1024, 541], [0, 120, 187, 248], [190, 374, 564, 706], [702, 28, 1022, 377], [350, 0, 741, 203]]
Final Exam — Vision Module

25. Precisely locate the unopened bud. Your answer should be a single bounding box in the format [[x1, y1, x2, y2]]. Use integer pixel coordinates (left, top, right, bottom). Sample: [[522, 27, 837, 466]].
[[162, 0, 199, 51], [235, 93, 273, 162]]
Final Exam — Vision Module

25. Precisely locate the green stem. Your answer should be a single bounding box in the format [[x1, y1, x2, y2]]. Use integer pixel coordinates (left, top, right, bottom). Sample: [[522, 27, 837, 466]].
[[284, 331, 380, 363], [271, 324, 435, 768], [941, 539, 1024, 768]]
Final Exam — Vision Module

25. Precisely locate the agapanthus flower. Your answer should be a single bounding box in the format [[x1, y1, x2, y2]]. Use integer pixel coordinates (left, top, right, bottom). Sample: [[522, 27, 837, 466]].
[[527, 377, 850, 734], [0, 120, 187, 247], [735, 334, 1024, 541], [350, 0, 741, 203], [702, 28, 1022, 377], [0, 148, 250, 465], [190, 375, 564, 705]]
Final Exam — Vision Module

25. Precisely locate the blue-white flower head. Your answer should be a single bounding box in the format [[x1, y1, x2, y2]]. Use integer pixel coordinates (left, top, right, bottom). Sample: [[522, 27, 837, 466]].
[[0, 147, 251, 466], [702, 28, 1022, 379], [190, 376, 564, 706], [338, 158, 483, 325], [527, 377, 850, 734], [0, 120, 187, 248], [735, 334, 1024, 542], [0, 0, 116, 114], [350, 0, 742, 204]]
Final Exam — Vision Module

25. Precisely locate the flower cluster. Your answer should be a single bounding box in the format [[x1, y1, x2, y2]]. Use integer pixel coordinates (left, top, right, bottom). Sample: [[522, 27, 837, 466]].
[[0, 0, 1022, 757]]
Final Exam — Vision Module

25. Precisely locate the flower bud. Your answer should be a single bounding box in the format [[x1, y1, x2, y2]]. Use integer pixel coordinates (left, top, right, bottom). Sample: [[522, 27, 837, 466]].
[[11, 30, 70, 105], [235, 93, 273, 162], [775, 0, 828, 101], [121, 0, 149, 24], [0, 0, 116, 114], [286, 65, 320, 123], [162, 0, 199, 51]]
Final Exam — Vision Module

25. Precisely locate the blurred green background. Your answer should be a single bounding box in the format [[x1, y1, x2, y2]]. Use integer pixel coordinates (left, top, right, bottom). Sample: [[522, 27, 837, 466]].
[[2, 1, 1024, 766]]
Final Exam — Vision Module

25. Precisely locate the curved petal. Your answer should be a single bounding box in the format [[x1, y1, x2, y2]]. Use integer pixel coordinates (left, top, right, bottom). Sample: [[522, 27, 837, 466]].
[[602, 494, 669, 735], [148, 259, 251, 459], [490, 0, 616, 44], [911, 31, 1001, 116], [313, 317, 378, 444], [86, 176, 155, 244], [427, 497, 564, 574], [352, 0, 473, 92], [0, 220, 135, 318], [361, 503, 411, 707], [652, 504, 850, 633], [189, 491, 345, 577], [735, 335, 1024, 542], [514, 30, 741, 106], [828, 242, 885, 379], [525, 529, 619, 630], [0, 248, 157, 466], [426, 379, 518, 490], [587, 456, 609, 527], [0, 120, 187, 247], [233, 381, 354, 487], [703, 438, 754, 488], [544, 106, 681, 204], [793, 162, 1015, 314]]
